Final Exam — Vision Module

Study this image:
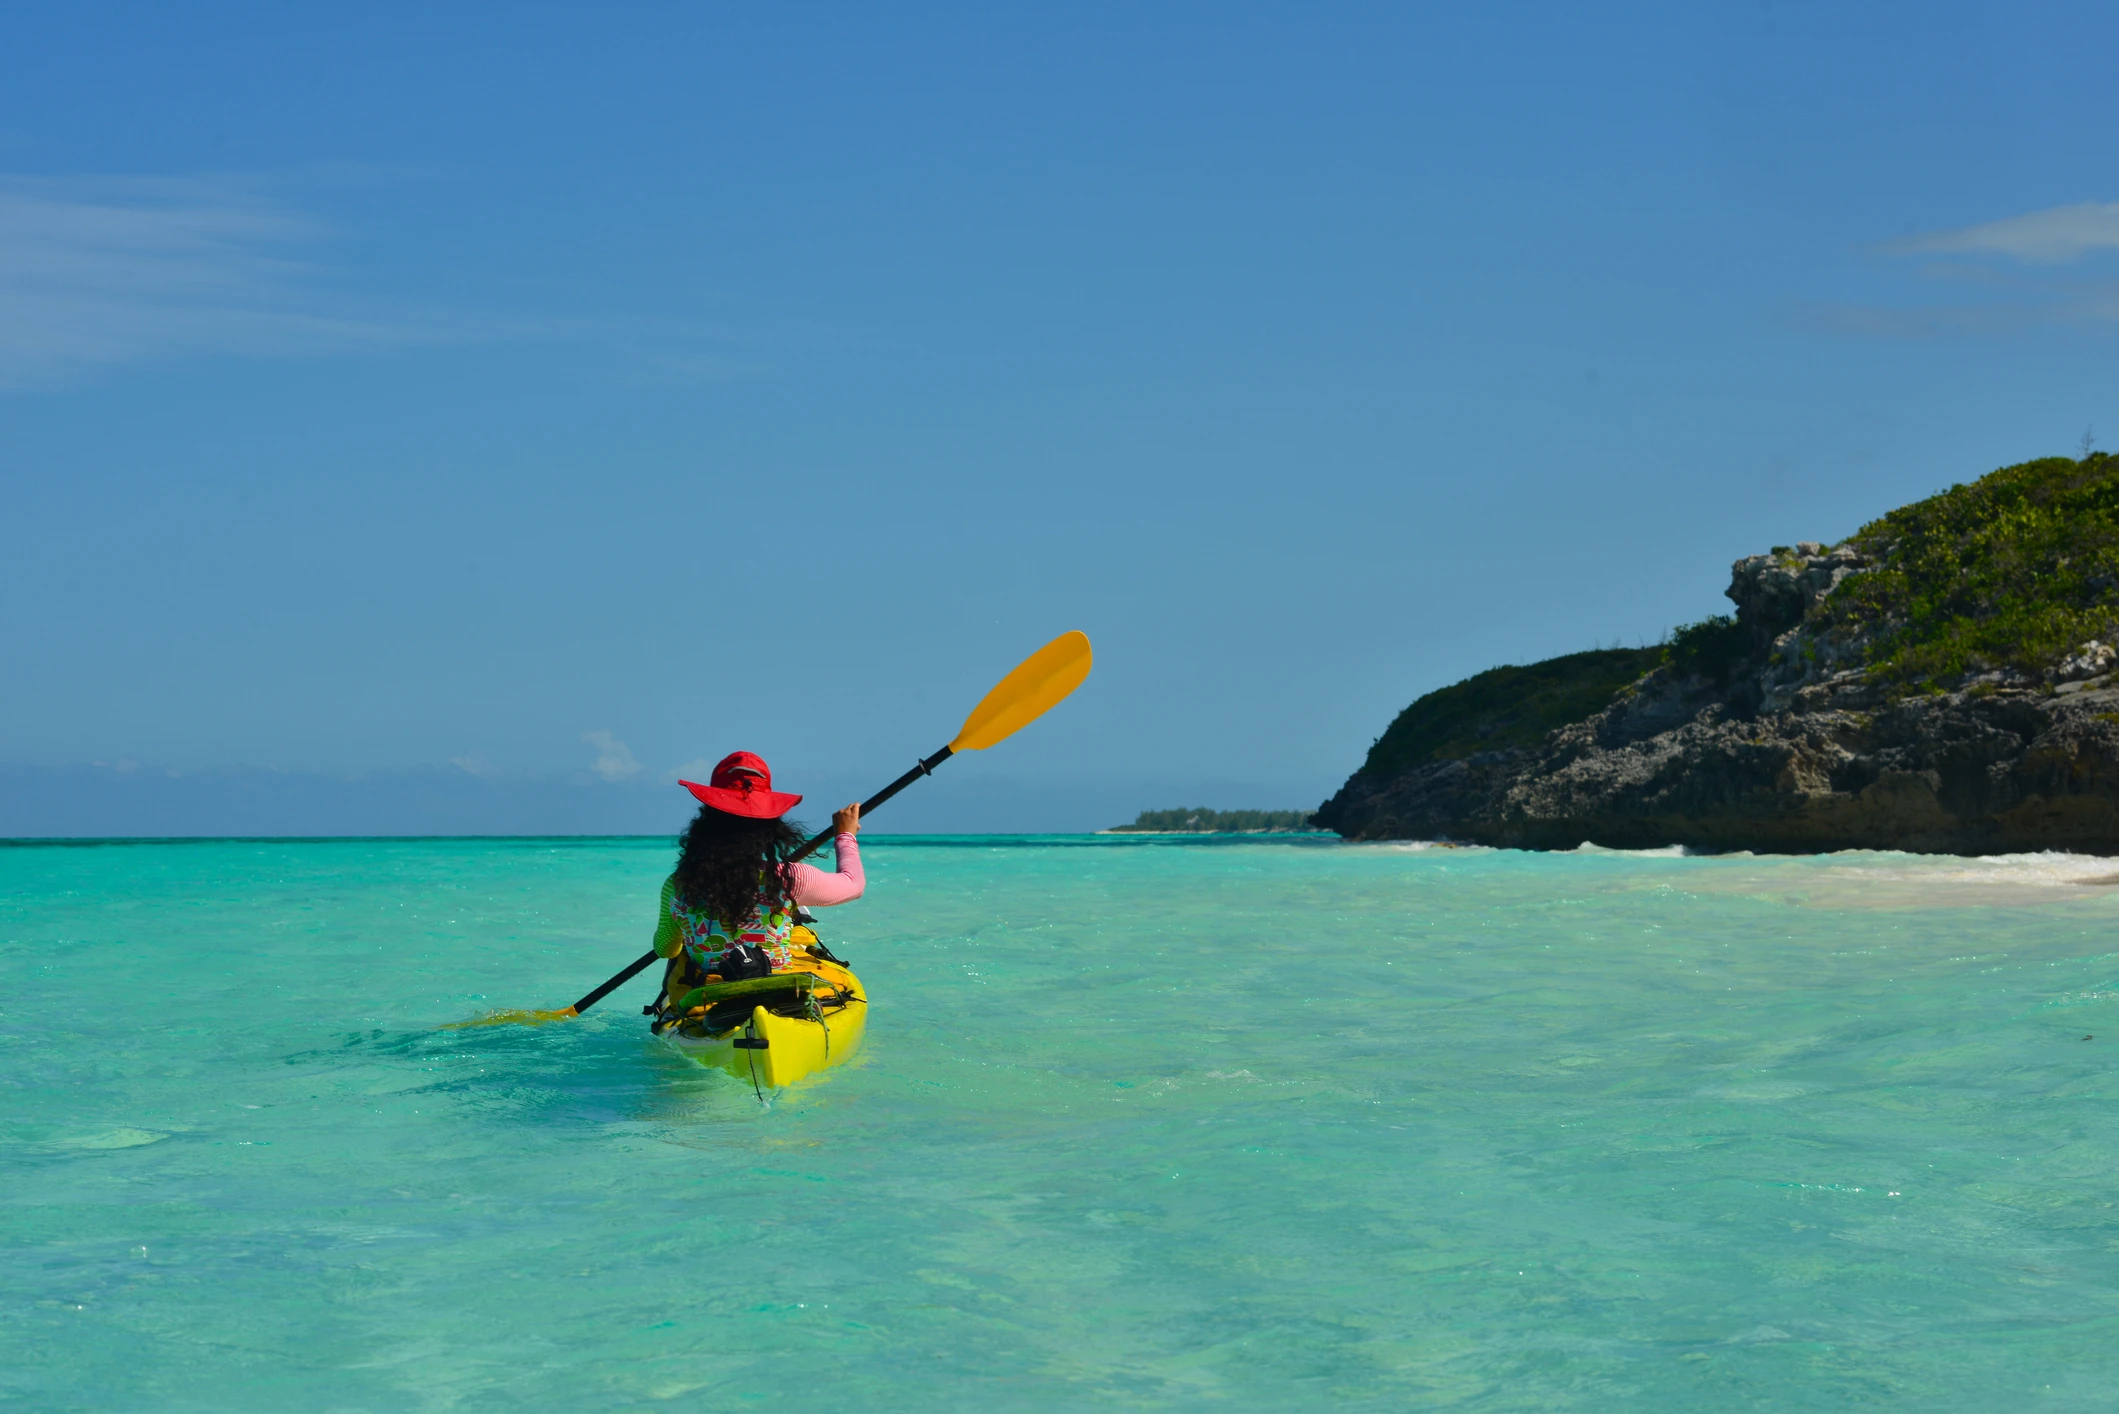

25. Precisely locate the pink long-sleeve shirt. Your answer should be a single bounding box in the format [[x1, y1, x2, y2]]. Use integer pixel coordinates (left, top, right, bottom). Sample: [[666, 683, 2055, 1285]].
[[789, 833, 864, 906]]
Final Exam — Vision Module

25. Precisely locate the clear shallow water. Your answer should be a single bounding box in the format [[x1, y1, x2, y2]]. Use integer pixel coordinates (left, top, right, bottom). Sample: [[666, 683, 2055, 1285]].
[[5, 835, 2118, 1410]]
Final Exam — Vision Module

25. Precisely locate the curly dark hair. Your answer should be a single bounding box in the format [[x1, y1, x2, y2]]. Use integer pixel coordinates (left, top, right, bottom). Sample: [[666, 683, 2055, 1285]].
[[670, 805, 809, 930]]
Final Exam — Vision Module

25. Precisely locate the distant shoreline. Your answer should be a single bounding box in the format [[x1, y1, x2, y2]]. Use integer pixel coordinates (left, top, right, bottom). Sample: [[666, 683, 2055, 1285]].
[[1097, 827, 1331, 836], [1109, 807, 1319, 834]]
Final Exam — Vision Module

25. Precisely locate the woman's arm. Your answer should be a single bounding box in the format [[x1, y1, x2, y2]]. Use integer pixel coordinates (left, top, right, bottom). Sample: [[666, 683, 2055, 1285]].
[[652, 875, 683, 958], [789, 803, 864, 906]]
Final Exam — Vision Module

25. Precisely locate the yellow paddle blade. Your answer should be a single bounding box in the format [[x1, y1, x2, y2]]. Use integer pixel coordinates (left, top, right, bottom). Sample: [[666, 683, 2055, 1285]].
[[949, 630, 1093, 752], [441, 1007, 578, 1029]]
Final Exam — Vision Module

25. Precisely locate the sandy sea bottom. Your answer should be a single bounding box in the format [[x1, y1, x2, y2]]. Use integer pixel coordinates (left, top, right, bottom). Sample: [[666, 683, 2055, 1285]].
[[4, 835, 2118, 1410]]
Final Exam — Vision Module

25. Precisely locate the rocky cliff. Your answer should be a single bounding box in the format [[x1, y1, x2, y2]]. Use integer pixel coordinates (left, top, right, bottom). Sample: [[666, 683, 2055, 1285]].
[[1316, 456, 2119, 854]]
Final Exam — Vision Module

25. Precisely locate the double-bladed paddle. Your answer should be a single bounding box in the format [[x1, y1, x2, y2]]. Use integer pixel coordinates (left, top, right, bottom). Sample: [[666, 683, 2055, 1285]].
[[458, 630, 1093, 1027]]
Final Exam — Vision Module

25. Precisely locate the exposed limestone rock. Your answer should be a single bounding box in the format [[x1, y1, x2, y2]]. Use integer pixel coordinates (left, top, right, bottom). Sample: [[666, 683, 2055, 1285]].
[[1317, 676, 2119, 854], [1316, 541, 2119, 855], [2055, 640, 2117, 683], [1730, 543, 1877, 713]]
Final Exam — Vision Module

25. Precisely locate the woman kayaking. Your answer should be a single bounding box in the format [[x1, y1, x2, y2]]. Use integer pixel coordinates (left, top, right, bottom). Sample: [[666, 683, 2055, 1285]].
[[650, 752, 864, 1016]]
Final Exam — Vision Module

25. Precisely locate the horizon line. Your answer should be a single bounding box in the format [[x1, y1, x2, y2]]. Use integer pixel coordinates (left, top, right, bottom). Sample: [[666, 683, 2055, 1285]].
[[1, 830, 1348, 847]]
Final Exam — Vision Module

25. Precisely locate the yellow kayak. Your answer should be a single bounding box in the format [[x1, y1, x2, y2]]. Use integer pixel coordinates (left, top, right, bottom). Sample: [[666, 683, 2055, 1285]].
[[657, 950, 866, 1090]]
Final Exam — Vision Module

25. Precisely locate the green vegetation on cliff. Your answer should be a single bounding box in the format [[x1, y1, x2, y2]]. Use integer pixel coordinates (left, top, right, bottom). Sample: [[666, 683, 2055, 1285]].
[[1353, 647, 1663, 780], [1824, 454, 2119, 688], [1663, 613, 1754, 684], [1110, 808, 1318, 832]]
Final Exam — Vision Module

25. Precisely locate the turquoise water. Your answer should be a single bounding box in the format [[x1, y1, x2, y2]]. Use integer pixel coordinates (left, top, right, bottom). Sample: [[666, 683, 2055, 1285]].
[[6, 835, 2119, 1410]]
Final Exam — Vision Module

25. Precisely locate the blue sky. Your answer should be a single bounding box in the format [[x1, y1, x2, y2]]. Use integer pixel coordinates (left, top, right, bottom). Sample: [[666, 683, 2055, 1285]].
[[8, 1, 2119, 835]]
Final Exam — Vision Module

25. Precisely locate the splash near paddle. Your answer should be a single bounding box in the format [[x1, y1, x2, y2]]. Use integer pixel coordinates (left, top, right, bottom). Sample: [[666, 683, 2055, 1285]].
[[453, 631, 1094, 1031]]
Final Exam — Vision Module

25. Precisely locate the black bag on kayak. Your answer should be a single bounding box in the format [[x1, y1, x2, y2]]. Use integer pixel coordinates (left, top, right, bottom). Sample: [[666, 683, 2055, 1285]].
[[711, 943, 774, 981]]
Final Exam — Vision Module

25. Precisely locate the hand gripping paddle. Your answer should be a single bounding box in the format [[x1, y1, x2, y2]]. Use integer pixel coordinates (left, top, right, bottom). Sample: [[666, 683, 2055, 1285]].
[[455, 631, 1093, 1027]]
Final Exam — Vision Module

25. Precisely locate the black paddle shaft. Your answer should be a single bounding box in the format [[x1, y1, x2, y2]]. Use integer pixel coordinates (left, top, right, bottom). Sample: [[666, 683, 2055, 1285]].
[[787, 744, 954, 864], [566, 743, 956, 1016]]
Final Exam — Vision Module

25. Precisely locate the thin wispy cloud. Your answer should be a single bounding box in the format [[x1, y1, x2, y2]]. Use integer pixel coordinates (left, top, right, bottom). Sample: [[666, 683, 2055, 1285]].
[[450, 754, 503, 781], [1803, 300, 2042, 339], [1888, 201, 2119, 264], [583, 730, 642, 783], [0, 175, 438, 385], [1820, 200, 2119, 339], [0, 172, 801, 387]]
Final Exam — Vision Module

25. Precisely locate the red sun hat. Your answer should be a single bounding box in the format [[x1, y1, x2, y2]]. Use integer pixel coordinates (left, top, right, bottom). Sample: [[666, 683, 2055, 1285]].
[[678, 751, 804, 820]]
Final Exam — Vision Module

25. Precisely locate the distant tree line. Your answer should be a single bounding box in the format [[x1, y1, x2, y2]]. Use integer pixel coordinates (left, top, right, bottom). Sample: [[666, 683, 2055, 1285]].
[[1109, 808, 1319, 833]]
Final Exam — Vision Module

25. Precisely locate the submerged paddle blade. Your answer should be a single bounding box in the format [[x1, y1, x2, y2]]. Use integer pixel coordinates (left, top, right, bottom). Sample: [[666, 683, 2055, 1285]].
[[949, 630, 1093, 752], [441, 1006, 579, 1029]]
